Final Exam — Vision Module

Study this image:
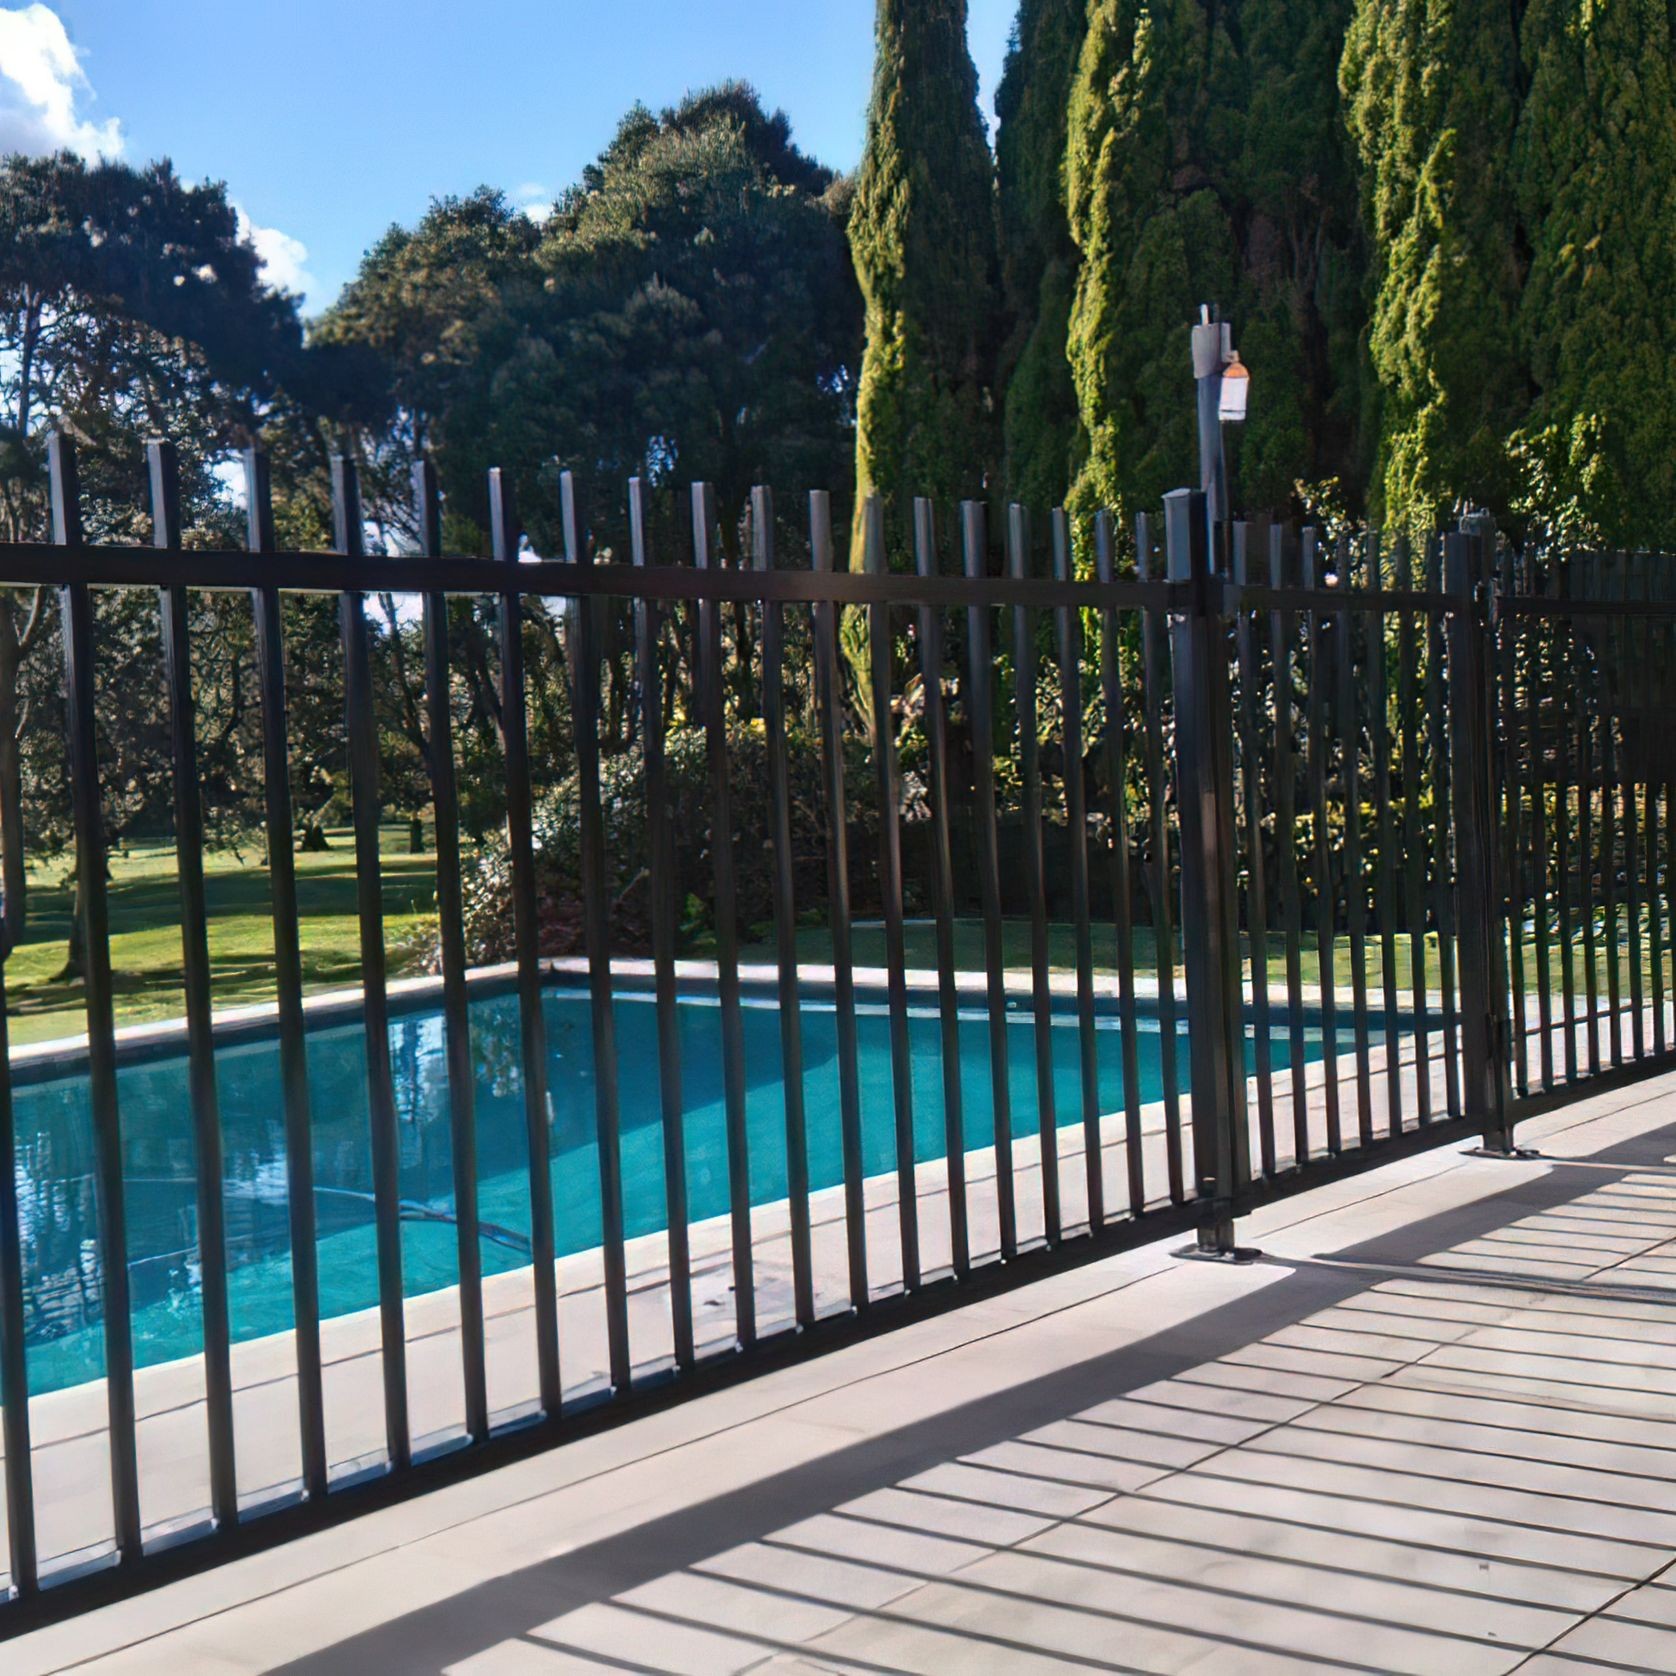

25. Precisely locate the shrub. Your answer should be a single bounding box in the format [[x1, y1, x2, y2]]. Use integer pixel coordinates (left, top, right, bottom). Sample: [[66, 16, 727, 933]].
[[456, 720, 879, 965]]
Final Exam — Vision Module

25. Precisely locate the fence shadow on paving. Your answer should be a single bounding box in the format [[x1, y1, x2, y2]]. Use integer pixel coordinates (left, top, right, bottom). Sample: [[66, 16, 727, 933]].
[[0, 429, 1672, 1627], [262, 1104, 1676, 1675]]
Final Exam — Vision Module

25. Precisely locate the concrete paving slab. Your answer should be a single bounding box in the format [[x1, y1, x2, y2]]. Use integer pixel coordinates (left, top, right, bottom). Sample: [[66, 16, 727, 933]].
[[1542, 1609, 1676, 1672]]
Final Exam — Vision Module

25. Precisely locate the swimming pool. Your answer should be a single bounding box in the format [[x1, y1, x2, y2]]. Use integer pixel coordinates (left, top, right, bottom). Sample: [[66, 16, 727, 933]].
[[12, 981, 1341, 1393]]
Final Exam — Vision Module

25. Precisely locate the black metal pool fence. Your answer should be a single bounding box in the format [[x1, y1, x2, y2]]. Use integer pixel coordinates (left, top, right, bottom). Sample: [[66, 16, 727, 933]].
[[0, 429, 1670, 1627]]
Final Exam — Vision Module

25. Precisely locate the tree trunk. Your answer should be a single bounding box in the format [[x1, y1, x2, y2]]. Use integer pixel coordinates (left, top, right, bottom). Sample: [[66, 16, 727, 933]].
[[56, 874, 85, 983], [0, 609, 27, 954]]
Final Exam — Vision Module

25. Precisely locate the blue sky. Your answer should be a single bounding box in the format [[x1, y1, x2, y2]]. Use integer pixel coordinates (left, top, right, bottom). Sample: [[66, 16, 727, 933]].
[[1, 0, 1018, 313]]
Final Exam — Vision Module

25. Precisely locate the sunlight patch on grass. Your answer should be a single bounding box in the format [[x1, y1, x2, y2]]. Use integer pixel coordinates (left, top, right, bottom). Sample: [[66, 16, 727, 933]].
[[5, 827, 440, 1047]]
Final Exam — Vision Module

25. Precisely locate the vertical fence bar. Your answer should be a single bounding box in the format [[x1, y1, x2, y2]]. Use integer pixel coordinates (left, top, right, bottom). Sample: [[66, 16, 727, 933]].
[[413, 461, 488, 1444], [1094, 514, 1144, 1213], [1447, 532, 1514, 1152], [1395, 538, 1432, 1123], [629, 480, 694, 1365], [1009, 506, 1060, 1244], [1303, 529, 1342, 1155], [1054, 510, 1103, 1227], [1270, 527, 1310, 1155], [561, 474, 631, 1389], [1601, 587, 1623, 1067], [332, 458, 410, 1470], [913, 501, 969, 1273], [1554, 560, 1579, 1082], [807, 489, 871, 1300], [1232, 523, 1275, 1176], [1338, 539, 1373, 1145], [810, 492, 869, 1304], [1498, 551, 1529, 1095], [1621, 558, 1644, 1061], [1426, 538, 1463, 1114], [1579, 589, 1602, 1074], [1647, 559, 1663, 1051], [1653, 564, 1667, 1052], [755, 486, 815, 1325], [1655, 757, 1669, 1052], [1136, 514, 1184, 1199], [1527, 572, 1556, 1090], [1367, 535, 1403, 1134], [49, 433, 142, 1558], [963, 501, 1018, 1256], [245, 451, 327, 1499], [1663, 590, 1675, 1053], [693, 484, 756, 1345], [1648, 726, 1666, 1062], [490, 471, 562, 1414], [148, 441, 236, 1527], [862, 499, 921, 1287], [1165, 490, 1248, 1250], [0, 945, 32, 1593]]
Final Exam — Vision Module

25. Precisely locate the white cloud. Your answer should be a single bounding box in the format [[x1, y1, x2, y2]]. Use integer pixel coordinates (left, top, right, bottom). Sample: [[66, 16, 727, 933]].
[[235, 205, 314, 302], [0, 3, 122, 159], [513, 180, 553, 225], [0, 8, 315, 306]]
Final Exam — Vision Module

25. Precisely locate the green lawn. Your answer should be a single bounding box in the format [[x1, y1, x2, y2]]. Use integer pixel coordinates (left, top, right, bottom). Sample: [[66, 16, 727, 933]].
[[5, 827, 440, 1047], [741, 915, 1666, 1005], [4, 831, 1659, 1051]]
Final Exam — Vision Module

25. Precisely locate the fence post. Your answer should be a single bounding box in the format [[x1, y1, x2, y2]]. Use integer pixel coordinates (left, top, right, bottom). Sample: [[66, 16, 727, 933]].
[[1447, 529, 1521, 1155], [1165, 489, 1253, 1258]]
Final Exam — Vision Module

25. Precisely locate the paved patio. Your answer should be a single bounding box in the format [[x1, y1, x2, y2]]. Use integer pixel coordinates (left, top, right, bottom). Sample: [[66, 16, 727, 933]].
[[11, 1066, 1676, 1674]]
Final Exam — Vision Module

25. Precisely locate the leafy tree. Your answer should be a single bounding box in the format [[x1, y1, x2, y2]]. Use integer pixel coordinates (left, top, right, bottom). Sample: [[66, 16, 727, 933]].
[[318, 87, 861, 813], [321, 87, 860, 562], [529, 86, 860, 557], [0, 152, 306, 541], [0, 151, 310, 949], [849, 0, 1000, 561], [995, 0, 1086, 513], [1512, 0, 1676, 545], [310, 189, 539, 549], [1341, 0, 1527, 531]]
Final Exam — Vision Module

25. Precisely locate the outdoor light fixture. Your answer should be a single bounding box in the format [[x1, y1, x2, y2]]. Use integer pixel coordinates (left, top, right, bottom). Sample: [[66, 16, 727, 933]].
[[1218, 350, 1250, 423], [1191, 304, 1250, 525]]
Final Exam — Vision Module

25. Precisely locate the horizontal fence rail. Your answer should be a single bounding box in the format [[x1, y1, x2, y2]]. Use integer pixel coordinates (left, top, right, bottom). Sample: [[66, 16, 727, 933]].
[[0, 432, 1668, 1630]]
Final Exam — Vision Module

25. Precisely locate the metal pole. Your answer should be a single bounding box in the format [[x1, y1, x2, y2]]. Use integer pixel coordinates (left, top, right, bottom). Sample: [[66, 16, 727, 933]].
[[1449, 528, 1526, 1158], [1192, 308, 1229, 528], [1166, 489, 1255, 1260]]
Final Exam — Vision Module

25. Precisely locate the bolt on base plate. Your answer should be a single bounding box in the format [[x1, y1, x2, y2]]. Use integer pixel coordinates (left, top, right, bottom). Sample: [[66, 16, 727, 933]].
[[1174, 1215, 1262, 1265], [1173, 1241, 1264, 1265]]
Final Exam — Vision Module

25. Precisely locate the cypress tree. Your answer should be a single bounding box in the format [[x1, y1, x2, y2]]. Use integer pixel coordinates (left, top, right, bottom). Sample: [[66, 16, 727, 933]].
[[1513, 0, 1676, 544], [849, 0, 1001, 561], [1340, 0, 1527, 531], [1064, 0, 1363, 531], [995, 0, 1086, 513], [1234, 0, 1366, 516]]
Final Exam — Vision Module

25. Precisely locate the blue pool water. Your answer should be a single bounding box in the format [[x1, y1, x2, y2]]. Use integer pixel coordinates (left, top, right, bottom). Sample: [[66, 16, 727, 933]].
[[12, 985, 1337, 1393]]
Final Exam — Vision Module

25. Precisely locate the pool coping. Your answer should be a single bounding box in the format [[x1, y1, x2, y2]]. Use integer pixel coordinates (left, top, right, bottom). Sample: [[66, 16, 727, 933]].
[[7, 950, 1440, 1083]]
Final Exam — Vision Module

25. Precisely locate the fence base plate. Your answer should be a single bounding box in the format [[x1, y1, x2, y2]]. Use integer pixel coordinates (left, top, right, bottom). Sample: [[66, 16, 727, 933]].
[[1172, 1241, 1263, 1266], [1462, 1144, 1544, 1162]]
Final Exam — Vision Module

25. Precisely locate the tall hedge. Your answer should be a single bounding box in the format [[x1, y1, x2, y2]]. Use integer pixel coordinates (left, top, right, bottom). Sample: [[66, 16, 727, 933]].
[[1513, 0, 1676, 543], [849, 0, 1001, 560], [995, 0, 1086, 512], [1062, 0, 1363, 532], [1341, 0, 1527, 532]]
